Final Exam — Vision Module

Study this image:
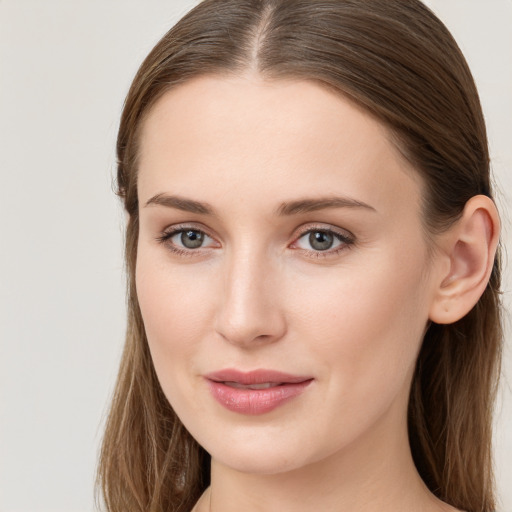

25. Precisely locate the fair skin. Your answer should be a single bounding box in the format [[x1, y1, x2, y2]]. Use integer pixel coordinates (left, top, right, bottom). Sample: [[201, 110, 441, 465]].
[[135, 74, 499, 512]]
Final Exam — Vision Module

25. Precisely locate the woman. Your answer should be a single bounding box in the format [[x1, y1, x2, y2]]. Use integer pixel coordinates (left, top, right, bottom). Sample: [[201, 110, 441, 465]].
[[97, 1, 503, 511]]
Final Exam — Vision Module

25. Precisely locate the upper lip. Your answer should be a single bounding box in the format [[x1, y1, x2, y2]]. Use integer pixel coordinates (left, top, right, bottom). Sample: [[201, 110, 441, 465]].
[[204, 368, 313, 385]]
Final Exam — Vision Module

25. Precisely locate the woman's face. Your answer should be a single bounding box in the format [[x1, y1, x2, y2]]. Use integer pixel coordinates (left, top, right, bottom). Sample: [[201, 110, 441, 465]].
[[136, 75, 441, 474]]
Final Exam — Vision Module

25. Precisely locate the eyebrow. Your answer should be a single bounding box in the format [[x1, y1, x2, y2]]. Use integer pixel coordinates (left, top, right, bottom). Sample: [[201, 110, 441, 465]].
[[144, 193, 376, 216]]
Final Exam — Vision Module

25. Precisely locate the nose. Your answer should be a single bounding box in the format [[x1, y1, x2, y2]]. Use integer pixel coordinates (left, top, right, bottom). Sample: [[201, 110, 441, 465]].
[[214, 248, 287, 348]]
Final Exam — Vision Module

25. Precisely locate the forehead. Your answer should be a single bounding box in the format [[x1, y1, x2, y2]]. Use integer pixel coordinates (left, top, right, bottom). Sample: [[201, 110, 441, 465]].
[[137, 74, 423, 218]]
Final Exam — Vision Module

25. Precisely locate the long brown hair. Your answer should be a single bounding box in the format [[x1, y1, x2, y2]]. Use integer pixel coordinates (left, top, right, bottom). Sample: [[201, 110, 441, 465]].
[[97, 1, 503, 511]]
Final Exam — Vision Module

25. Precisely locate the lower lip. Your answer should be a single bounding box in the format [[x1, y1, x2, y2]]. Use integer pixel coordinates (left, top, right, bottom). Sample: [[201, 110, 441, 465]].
[[206, 380, 313, 415]]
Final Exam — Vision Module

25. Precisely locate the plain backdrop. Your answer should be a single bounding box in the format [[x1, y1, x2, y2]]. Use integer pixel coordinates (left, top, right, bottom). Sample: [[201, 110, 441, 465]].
[[0, 1, 510, 511]]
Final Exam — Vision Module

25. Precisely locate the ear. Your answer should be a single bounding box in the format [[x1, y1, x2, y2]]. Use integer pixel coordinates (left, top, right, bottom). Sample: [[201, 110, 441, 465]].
[[429, 195, 500, 324]]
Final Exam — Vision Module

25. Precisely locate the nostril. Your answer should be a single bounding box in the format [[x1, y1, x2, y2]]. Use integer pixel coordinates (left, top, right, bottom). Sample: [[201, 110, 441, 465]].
[[214, 310, 287, 348]]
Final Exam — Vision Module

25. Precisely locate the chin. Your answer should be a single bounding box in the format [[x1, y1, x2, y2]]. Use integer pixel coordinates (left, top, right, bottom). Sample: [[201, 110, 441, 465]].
[[211, 445, 310, 475], [195, 424, 328, 476]]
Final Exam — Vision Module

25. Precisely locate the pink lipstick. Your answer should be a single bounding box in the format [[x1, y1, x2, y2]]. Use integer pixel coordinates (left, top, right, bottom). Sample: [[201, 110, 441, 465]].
[[204, 369, 313, 415]]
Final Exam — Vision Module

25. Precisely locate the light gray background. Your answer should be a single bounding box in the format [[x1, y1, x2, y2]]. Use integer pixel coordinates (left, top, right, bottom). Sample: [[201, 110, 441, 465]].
[[0, 1, 510, 511]]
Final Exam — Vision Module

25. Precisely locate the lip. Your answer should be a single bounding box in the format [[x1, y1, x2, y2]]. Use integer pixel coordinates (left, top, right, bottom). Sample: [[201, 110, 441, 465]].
[[204, 369, 313, 415]]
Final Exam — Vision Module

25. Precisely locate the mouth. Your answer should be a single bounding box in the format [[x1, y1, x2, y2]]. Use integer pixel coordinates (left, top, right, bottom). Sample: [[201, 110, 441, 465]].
[[221, 381, 284, 390], [205, 368, 312, 385], [204, 369, 314, 415]]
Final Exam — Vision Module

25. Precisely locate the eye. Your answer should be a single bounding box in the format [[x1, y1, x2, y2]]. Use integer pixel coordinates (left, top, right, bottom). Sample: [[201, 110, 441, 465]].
[[156, 224, 354, 258], [292, 227, 354, 256], [156, 226, 218, 254], [174, 229, 207, 249]]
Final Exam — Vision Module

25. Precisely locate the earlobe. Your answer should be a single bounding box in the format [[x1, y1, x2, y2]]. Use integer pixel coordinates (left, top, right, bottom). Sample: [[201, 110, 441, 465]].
[[429, 195, 500, 324]]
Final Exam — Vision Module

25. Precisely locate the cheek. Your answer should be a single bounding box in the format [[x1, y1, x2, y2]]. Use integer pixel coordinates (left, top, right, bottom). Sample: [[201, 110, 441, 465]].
[[135, 248, 215, 391], [137, 242, 430, 369], [286, 249, 430, 407], [136, 232, 431, 421]]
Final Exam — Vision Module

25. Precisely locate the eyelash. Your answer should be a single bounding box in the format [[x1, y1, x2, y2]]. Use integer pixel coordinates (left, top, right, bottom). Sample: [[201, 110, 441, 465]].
[[155, 223, 355, 260]]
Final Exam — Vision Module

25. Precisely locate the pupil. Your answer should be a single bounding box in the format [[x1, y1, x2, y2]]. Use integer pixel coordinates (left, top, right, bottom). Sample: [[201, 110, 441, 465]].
[[309, 231, 333, 251], [181, 230, 204, 249]]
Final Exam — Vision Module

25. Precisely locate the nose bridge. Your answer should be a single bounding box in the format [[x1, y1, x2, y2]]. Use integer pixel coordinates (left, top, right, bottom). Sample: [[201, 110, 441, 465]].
[[215, 240, 286, 347]]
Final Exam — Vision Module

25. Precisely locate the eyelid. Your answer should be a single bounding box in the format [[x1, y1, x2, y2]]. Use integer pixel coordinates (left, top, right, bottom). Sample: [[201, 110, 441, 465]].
[[159, 222, 215, 239], [291, 223, 355, 243]]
